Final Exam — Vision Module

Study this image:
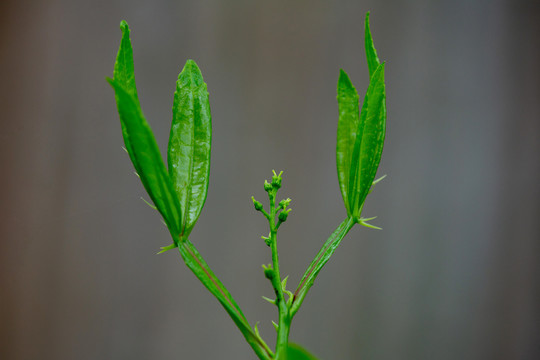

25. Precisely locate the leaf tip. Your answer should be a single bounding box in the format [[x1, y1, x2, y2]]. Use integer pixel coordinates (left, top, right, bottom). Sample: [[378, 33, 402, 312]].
[[183, 59, 201, 74], [178, 59, 205, 88], [119, 20, 129, 32], [337, 69, 357, 97]]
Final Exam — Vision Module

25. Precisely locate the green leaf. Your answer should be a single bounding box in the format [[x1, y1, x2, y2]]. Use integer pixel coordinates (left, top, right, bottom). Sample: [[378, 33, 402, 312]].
[[113, 21, 139, 103], [352, 62, 386, 218], [110, 20, 182, 236], [112, 21, 142, 177], [364, 12, 381, 77], [109, 21, 273, 360], [336, 13, 386, 220], [286, 343, 320, 360], [291, 218, 355, 317], [167, 60, 212, 238], [107, 78, 183, 237], [336, 70, 360, 216]]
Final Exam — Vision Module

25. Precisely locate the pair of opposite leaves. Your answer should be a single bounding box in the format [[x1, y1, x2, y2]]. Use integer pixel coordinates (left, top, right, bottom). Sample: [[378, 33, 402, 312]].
[[108, 20, 210, 249], [108, 13, 386, 248], [108, 12, 386, 360]]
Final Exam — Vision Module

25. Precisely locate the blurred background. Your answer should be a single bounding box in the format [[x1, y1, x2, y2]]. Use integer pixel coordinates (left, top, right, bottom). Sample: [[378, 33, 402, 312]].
[[1, 0, 539, 359]]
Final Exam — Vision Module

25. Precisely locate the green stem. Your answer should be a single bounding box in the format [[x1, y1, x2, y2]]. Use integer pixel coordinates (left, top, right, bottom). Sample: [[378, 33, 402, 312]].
[[290, 217, 355, 318], [268, 193, 291, 359], [178, 240, 274, 360]]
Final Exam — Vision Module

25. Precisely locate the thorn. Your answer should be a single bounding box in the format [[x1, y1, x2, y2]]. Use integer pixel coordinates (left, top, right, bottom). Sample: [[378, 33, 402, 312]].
[[121, 146, 128, 153], [140, 197, 157, 210], [372, 174, 387, 185], [157, 243, 177, 254], [133, 171, 140, 178], [359, 217, 382, 230], [262, 296, 276, 305], [272, 321, 279, 332]]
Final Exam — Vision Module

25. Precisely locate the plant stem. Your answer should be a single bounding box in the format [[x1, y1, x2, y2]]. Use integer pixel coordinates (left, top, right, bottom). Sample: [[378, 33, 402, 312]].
[[268, 192, 291, 359], [290, 217, 355, 318], [178, 240, 274, 360]]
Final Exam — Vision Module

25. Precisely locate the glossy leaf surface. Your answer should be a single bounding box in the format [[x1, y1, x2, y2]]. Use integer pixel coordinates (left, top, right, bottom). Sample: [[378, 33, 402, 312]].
[[107, 78, 182, 237], [336, 70, 360, 215], [336, 13, 386, 219], [168, 60, 212, 238], [364, 12, 381, 77], [112, 21, 141, 177], [351, 63, 386, 217], [109, 22, 273, 360]]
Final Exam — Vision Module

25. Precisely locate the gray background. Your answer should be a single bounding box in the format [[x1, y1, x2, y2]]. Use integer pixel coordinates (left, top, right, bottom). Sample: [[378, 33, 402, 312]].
[[1, 0, 539, 359]]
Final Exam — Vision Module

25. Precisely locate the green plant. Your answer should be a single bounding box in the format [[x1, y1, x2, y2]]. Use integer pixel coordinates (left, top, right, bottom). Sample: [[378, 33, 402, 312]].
[[108, 12, 386, 360]]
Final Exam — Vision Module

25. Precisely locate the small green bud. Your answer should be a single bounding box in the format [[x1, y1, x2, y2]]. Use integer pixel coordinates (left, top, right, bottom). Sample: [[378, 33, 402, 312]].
[[261, 234, 271, 246], [271, 170, 283, 189], [251, 196, 263, 211], [262, 264, 274, 280], [278, 208, 291, 222], [264, 269, 274, 280], [278, 198, 291, 210], [264, 180, 273, 192]]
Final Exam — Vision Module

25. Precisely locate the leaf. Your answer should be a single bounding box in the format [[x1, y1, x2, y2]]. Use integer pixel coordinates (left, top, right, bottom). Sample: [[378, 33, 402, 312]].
[[336, 70, 360, 216], [109, 21, 273, 360], [291, 218, 355, 317], [167, 60, 212, 238], [107, 78, 182, 238], [336, 14, 386, 220], [364, 12, 381, 77], [286, 343, 320, 360], [346, 63, 386, 218], [112, 21, 142, 177]]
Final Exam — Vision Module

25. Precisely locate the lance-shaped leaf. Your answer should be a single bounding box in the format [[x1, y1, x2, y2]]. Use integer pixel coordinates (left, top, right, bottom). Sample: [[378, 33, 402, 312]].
[[364, 12, 381, 78], [336, 14, 386, 220], [109, 20, 182, 237], [336, 70, 360, 215], [108, 79, 183, 237], [168, 60, 212, 238], [112, 21, 141, 176]]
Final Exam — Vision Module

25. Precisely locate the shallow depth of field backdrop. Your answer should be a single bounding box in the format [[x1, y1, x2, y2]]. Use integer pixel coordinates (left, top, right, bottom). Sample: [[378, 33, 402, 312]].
[[1, 1, 539, 359]]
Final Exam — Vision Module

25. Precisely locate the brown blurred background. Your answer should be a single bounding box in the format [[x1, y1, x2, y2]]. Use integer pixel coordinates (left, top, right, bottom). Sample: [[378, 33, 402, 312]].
[[1, 0, 539, 359]]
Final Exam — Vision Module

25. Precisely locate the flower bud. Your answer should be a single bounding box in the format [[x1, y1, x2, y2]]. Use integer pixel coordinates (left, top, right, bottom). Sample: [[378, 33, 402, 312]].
[[278, 209, 291, 222], [264, 268, 274, 280], [264, 180, 273, 192], [278, 198, 291, 210], [262, 264, 274, 280], [271, 170, 283, 189], [251, 196, 263, 211]]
